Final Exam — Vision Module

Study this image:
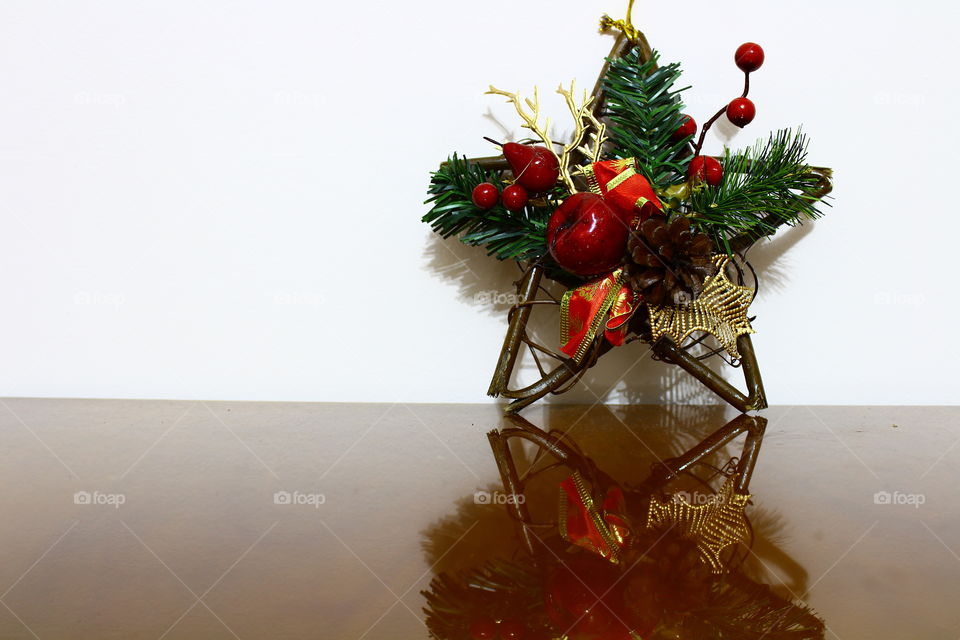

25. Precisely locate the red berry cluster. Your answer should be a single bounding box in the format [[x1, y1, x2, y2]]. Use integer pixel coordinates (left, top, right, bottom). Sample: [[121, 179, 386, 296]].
[[472, 140, 562, 212], [472, 182, 529, 211], [672, 42, 765, 187]]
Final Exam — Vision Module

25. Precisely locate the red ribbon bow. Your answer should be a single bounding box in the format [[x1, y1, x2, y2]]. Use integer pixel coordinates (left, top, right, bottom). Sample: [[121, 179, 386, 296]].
[[559, 159, 663, 363]]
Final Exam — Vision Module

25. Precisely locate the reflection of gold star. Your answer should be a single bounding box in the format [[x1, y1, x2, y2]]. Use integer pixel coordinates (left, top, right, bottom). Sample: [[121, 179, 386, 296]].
[[610, 157, 635, 173], [646, 255, 754, 359], [646, 475, 751, 573]]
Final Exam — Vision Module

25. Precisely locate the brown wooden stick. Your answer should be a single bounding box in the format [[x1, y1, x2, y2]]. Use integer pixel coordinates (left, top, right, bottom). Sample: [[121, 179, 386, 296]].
[[486, 429, 538, 558], [652, 334, 767, 412], [642, 413, 766, 492], [488, 266, 543, 396]]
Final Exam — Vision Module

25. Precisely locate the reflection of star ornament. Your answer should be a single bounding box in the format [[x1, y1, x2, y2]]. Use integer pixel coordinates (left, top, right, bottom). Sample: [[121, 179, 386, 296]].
[[646, 255, 754, 359], [646, 475, 751, 573]]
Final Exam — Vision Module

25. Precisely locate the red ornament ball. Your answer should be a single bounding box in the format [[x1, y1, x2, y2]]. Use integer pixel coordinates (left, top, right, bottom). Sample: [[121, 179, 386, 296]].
[[726, 97, 756, 128], [547, 193, 628, 276], [499, 617, 526, 640], [502, 184, 529, 211], [688, 155, 723, 186], [472, 182, 499, 210], [671, 114, 697, 142], [735, 42, 764, 73], [469, 616, 498, 640]]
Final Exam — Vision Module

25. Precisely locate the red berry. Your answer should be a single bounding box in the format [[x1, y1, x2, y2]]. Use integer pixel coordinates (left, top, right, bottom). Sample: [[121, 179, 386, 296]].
[[726, 97, 756, 128], [502, 184, 529, 211], [472, 183, 499, 210], [688, 156, 723, 186], [499, 617, 525, 640], [735, 42, 764, 73], [671, 114, 697, 142], [469, 616, 497, 640]]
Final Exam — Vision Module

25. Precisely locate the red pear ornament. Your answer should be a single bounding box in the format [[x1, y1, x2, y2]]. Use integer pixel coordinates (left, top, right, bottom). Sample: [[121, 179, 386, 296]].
[[502, 142, 560, 193]]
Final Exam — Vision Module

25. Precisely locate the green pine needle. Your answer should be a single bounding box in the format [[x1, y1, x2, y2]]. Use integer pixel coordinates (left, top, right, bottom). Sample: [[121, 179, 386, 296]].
[[689, 128, 827, 251], [601, 49, 692, 186], [422, 154, 553, 262]]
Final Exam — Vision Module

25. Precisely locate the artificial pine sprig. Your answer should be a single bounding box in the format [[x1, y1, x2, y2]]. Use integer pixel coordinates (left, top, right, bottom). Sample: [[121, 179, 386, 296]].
[[601, 49, 692, 186], [423, 155, 553, 262], [423, 559, 547, 640], [689, 128, 826, 252]]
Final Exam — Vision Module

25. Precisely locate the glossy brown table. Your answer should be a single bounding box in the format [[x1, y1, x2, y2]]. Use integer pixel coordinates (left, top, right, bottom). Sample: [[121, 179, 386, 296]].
[[0, 400, 956, 639]]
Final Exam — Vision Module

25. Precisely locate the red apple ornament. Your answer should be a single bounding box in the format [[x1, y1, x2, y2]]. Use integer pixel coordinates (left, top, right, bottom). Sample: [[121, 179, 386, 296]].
[[547, 193, 628, 276], [503, 142, 560, 192]]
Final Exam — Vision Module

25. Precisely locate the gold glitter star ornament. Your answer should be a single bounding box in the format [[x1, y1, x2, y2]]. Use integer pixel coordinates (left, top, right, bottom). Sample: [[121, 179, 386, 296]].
[[646, 255, 755, 359], [646, 475, 751, 573]]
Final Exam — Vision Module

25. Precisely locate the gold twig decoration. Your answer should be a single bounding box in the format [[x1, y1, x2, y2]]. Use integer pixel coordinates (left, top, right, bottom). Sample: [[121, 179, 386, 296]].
[[487, 82, 607, 192]]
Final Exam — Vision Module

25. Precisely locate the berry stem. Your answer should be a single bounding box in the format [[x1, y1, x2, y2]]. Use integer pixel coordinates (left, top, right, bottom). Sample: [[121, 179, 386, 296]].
[[693, 69, 753, 156], [692, 106, 726, 157], [483, 136, 503, 147]]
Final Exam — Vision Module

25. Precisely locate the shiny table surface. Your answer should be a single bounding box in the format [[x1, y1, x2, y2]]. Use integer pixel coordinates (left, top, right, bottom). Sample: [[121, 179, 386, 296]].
[[0, 399, 957, 639]]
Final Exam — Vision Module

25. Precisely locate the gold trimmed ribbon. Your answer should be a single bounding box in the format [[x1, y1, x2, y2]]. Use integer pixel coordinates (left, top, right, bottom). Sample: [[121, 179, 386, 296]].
[[581, 158, 662, 226], [559, 471, 630, 563], [560, 270, 637, 364], [557, 471, 751, 574]]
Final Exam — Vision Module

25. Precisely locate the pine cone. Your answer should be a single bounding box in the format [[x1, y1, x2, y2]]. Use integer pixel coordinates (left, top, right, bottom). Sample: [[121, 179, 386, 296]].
[[627, 215, 716, 306]]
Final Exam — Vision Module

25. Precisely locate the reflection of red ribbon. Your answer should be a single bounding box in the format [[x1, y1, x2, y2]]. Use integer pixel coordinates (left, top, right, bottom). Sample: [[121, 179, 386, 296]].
[[558, 159, 663, 363], [559, 472, 630, 563]]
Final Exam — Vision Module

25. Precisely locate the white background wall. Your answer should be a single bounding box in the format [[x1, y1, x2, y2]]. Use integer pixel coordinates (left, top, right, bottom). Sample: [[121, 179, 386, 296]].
[[0, 0, 955, 405]]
